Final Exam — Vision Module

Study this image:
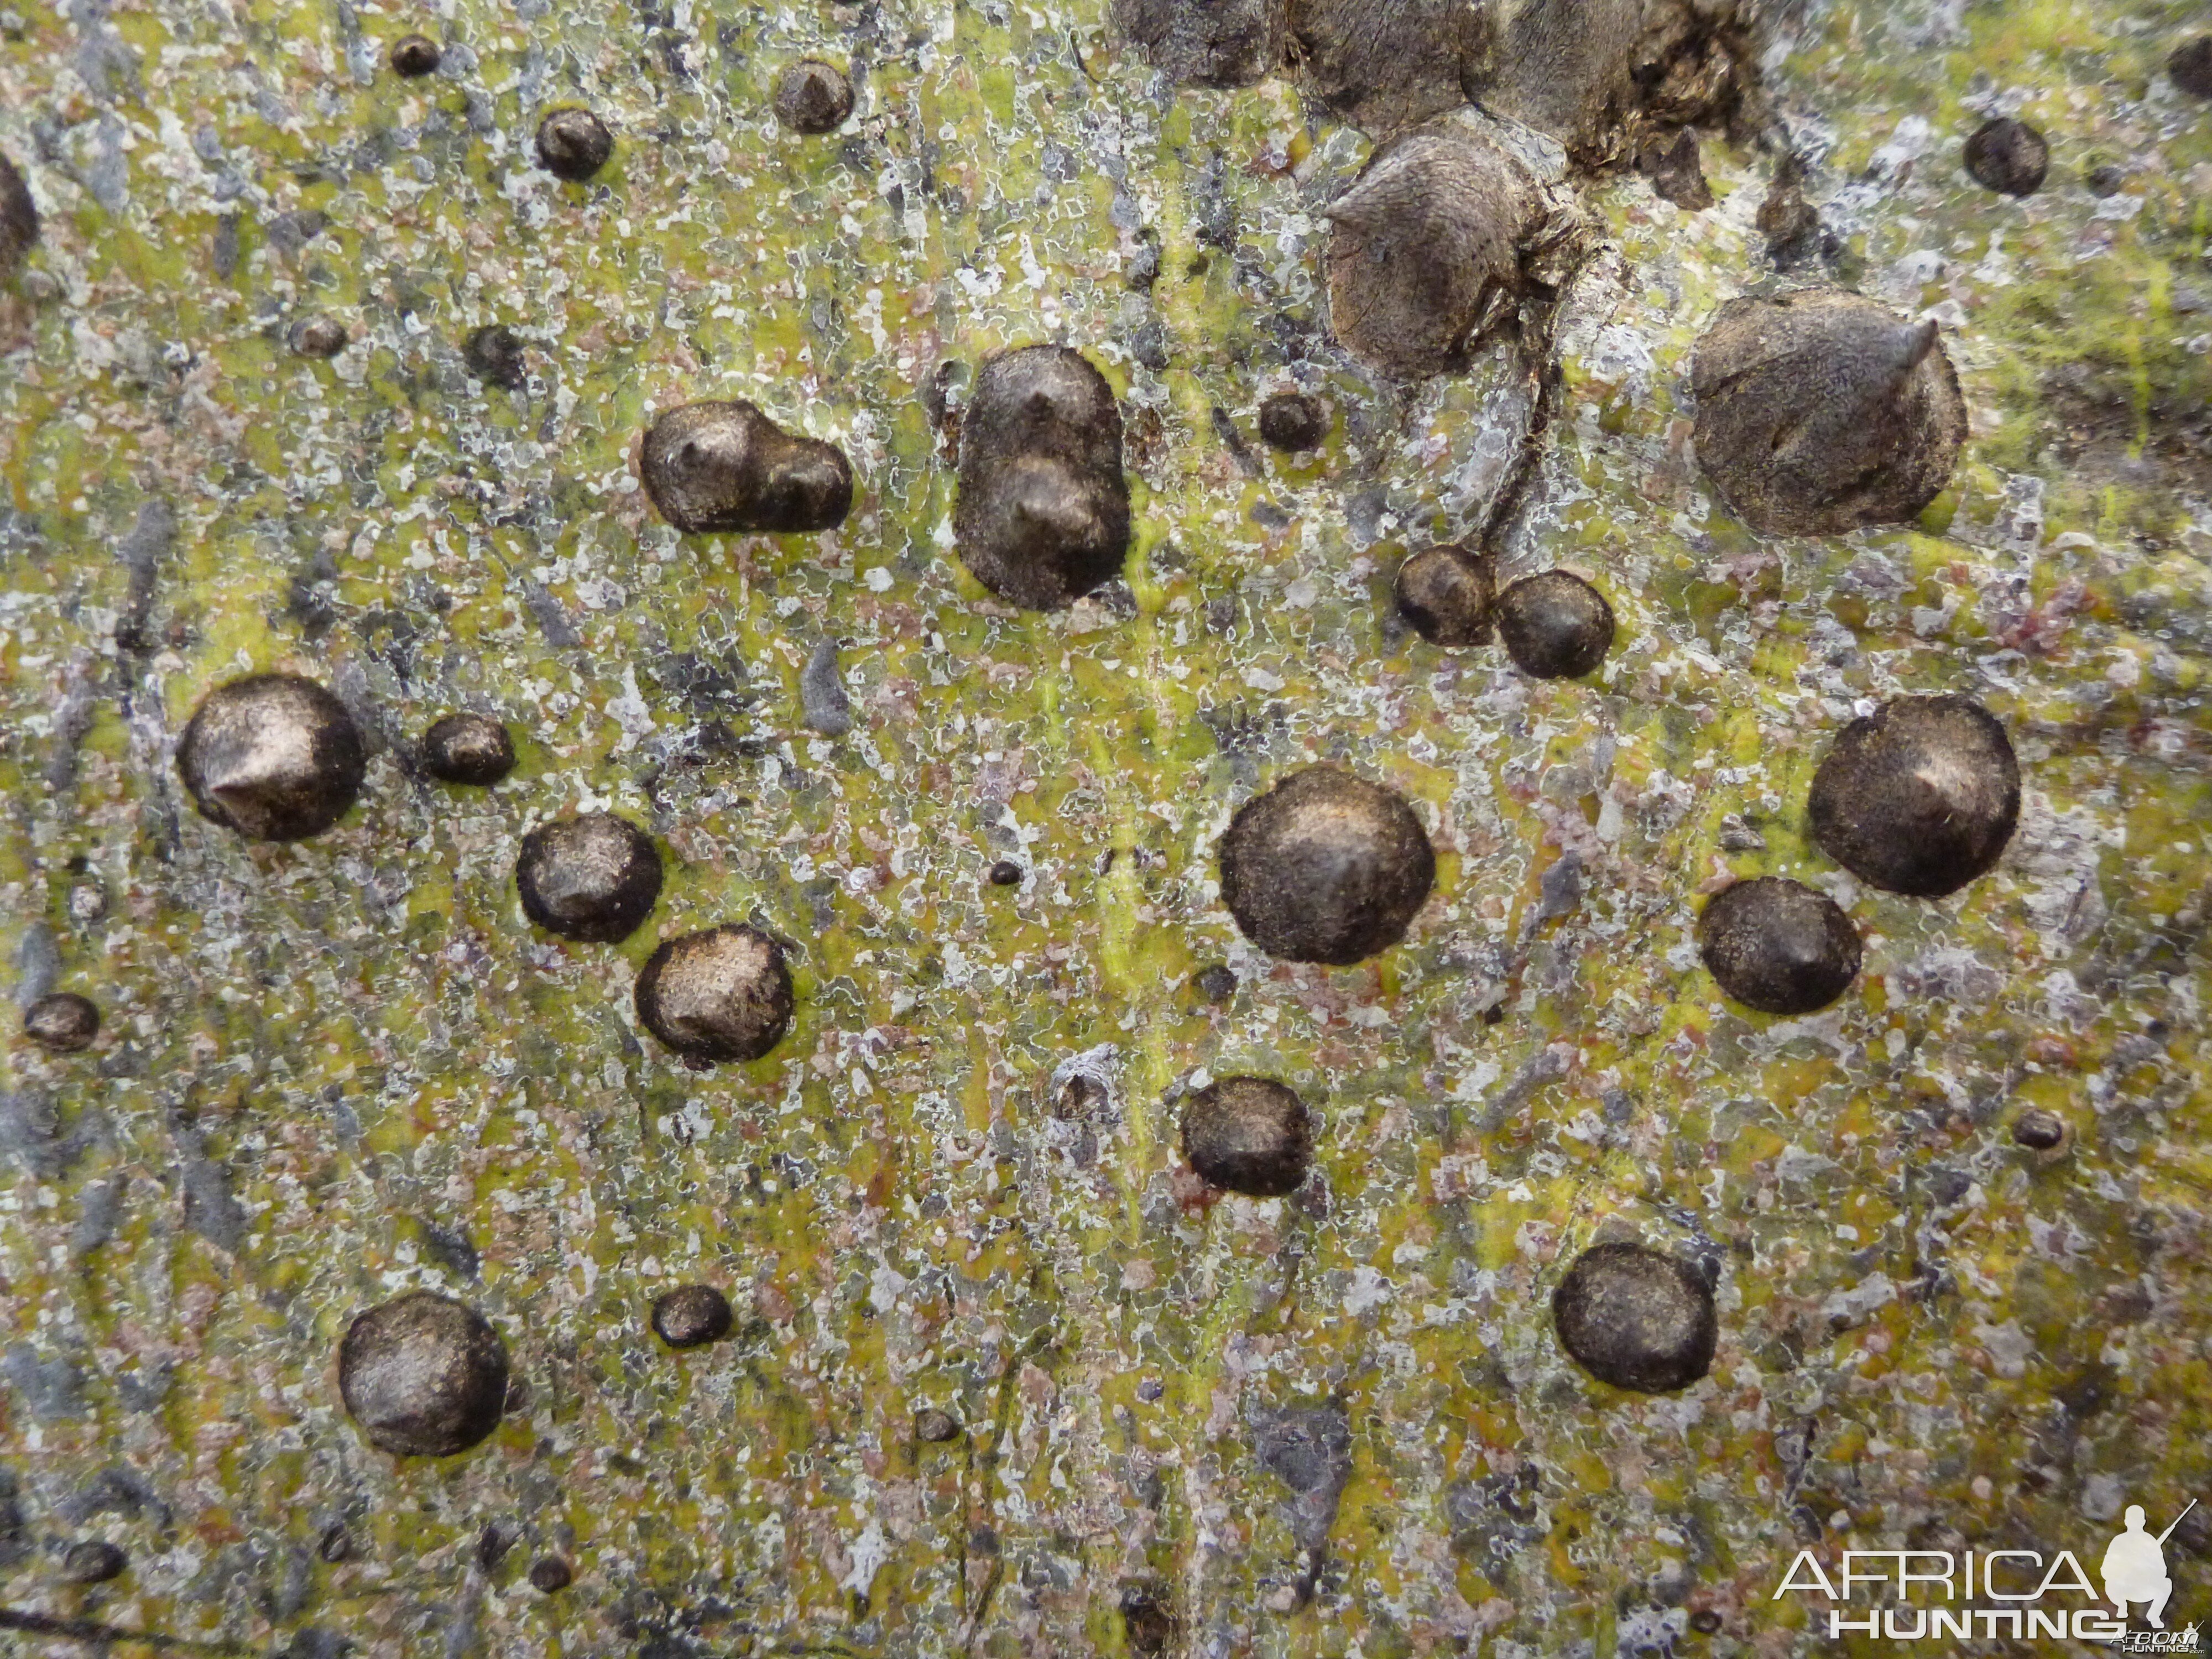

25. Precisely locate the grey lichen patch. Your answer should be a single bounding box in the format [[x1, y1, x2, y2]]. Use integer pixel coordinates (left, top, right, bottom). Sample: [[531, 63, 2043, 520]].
[[798, 639, 853, 736], [1, 1343, 87, 1423], [1, 0, 2210, 1650], [1250, 1399, 1353, 1601]]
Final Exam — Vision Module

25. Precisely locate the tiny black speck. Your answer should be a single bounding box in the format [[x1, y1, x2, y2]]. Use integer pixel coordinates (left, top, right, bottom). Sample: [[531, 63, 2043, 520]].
[[1192, 964, 1237, 1003], [23, 992, 99, 1053], [389, 34, 442, 76], [63, 1540, 127, 1584], [535, 107, 613, 181], [529, 1556, 572, 1593], [651, 1284, 734, 1349]]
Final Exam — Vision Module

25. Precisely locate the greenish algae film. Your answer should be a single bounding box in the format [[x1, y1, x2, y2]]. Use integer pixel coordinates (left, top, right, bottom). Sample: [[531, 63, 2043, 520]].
[[1, 0, 2209, 1653]]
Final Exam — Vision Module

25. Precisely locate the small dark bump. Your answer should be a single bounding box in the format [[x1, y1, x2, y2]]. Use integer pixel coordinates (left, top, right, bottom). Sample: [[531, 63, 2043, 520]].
[[1807, 694, 2020, 898], [62, 1540, 127, 1584], [1496, 570, 1614, 679], [634, 924, 795, 1063], [2171, 36, 2212, 100], [1256, 392, 1329, 452], [914, 1407, 962, 1443], [774, 59, 854, 134], [1696, 877, 1861, 1016], [987, 859, 1024, 886], [23, 992, 99, 1053], [515, 813, 664, 943], [535, 107, 613, 181], [1192, 963, 1238, 1003], [475, 1525, 513, 1572], [1692, 291, 1965, 536], [337, 1290, 509, 1457], [1963, 117, 2048, 197], [1124, 233, 1162, 290], [528, 1556, 572, 1593], [1394, 542, 1495, 648], [1120, 1584, 1178, 1655], [1219, 765, 1435, 964], [1690, 1610, 1724, 1635], [1755, 160, 1823, 267], [289, 317, 347, 358], [422, 713, 515, 786], [1181, 1076, 1312, 1197], [2011, 1110, 2068, 1152], [318, 1525, 352, 1563], [2084, 161, 2127, 196], [1927, 1167, 1972, 1208], [388, 34, 442, 76], [650, 1284, 734, 1349], [953, 345, 1132, 610], [176, 673, 367, 842], [463, 324, 526, 391], [641, 400, 854, 535], [1637, 128, 1714, 210], [1552, 1241, 1717, 1394], [0, 149, 39, 276]]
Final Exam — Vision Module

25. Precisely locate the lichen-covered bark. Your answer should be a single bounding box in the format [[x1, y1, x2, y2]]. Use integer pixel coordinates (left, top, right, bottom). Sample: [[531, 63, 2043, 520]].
[[0, 0, 2208, 1654]]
